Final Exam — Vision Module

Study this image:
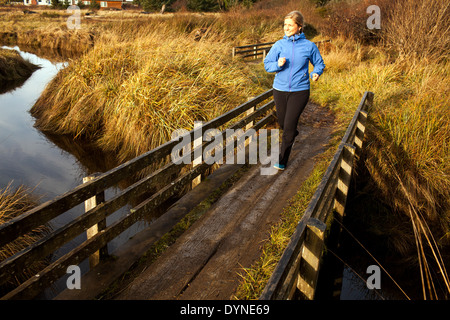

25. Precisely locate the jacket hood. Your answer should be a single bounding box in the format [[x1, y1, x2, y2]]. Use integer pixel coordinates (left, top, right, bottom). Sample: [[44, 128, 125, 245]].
[[283, 33, 306, 42]]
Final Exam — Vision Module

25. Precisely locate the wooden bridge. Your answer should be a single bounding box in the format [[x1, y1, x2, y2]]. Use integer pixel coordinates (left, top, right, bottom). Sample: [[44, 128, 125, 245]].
[[0, 88, 373, 300]]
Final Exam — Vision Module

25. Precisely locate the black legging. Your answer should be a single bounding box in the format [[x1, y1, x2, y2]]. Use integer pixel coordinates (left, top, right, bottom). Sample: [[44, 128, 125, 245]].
[[273, 89, 310, 166]]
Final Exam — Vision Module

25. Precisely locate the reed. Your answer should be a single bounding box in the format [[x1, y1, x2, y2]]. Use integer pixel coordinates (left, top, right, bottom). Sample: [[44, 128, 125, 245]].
[[0, 183, 49, 293], [30, 17, 273, 163]]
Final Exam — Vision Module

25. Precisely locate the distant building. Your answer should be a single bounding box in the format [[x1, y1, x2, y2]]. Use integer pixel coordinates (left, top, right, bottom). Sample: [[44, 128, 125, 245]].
[[23, 0, 124, 9], [81, 0, 124, 9], [23, 0, 51, 5]]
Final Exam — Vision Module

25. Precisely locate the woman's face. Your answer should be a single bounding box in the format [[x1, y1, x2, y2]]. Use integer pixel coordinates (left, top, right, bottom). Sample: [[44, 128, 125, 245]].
[[284, 18, 301, 37]]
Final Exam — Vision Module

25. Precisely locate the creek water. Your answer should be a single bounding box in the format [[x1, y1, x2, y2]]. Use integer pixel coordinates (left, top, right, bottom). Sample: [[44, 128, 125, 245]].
[[0, 46, 149, 299]]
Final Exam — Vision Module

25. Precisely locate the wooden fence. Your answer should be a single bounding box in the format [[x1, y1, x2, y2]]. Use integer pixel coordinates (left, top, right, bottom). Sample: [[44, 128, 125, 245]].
[[0, 90, 276, 300], [259, 91, 374, 300], [232, 39, 332, 61]]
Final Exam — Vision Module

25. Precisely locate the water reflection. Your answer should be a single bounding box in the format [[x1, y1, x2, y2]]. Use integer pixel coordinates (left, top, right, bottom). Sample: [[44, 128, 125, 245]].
[[0, 46, 157, 299], [0, 46, 75, 200], [0, 76, 31, 95]]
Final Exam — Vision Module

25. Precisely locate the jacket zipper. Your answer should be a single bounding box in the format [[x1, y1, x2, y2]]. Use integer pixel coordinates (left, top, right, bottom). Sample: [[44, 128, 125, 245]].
[[288, 37, 295, 92]]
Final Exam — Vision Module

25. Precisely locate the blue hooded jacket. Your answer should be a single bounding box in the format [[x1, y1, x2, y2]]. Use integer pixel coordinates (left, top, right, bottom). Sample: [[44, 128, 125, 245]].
[[264, 33, 325, 92]]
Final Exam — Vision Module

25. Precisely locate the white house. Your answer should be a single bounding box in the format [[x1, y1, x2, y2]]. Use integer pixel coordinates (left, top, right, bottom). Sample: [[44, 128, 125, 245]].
[[23, 0, 52, 5]]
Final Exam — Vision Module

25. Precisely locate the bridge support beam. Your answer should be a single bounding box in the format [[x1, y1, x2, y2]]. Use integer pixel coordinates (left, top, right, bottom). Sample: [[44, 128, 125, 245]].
[[83, 174, 108, 269], [296, 218, 327, 300]]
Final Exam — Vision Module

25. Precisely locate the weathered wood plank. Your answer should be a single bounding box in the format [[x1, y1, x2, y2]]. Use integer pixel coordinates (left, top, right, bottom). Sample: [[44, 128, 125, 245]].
[[234, 46, 273, 55], [234, 42, 275, 49], [296, 218, 327, 300], [83, 174, 107, 268]]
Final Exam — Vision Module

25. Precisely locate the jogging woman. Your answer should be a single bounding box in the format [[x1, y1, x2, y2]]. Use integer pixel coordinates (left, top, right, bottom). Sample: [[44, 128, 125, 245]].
[[264, 11, 325, 170]]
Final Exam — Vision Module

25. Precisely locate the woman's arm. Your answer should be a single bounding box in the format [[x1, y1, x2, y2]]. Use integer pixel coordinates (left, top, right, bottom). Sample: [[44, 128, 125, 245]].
[[309, 43, 325, 81], [264, 42, 284, 73]]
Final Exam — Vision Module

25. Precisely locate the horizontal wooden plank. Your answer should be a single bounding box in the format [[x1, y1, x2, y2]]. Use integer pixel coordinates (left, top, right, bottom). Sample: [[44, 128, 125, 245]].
[[233, 40, 332, 58], [234, 42, 275, 49], [234, 46, 273, 55]]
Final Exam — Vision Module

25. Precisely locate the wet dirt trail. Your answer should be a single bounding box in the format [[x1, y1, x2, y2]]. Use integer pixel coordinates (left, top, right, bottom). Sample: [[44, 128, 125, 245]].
[[116, 102, 335, 300]]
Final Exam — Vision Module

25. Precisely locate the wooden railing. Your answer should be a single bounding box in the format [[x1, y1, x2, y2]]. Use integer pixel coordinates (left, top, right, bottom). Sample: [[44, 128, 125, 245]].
[[232, 39, 332, 61], [0, 89, 276, 300], [232, 42, 275, 60], [259, 91, 374, 300]]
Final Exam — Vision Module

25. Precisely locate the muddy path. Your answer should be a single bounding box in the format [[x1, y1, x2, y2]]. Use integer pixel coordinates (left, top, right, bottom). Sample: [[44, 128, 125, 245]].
[[116, 102, 335, 300]]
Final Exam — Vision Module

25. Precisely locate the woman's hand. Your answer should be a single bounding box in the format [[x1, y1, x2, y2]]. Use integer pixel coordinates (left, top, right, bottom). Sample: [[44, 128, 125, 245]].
[[278, 57, 286, 67], [311, 73, 320, 81]]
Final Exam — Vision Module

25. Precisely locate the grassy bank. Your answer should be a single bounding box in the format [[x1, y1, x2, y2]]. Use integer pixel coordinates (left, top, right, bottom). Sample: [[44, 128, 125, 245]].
[[29, 17, 277, 163], [0, 47, 38, 82], [0, 8, 95, 54]]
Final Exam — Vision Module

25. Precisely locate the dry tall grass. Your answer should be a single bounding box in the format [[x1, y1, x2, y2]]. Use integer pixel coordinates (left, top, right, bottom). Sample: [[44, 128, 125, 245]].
[[0, 183, 49, 292], [0, 9, 95, 54], [382, 0, 449, 62], [30, 18, 274, 162]]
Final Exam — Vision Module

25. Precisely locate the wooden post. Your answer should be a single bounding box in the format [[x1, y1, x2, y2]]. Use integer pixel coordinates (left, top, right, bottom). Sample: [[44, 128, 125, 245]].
[[246, 97, 256, 144], [192, 121, 202, 188], [83, 174, 107, 269], [296, 218, 326, 300], [354, 110, 367, 152], [253, 46, 257, 60], [232, 47, 236, 59], [333, 144, 356, 221]]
